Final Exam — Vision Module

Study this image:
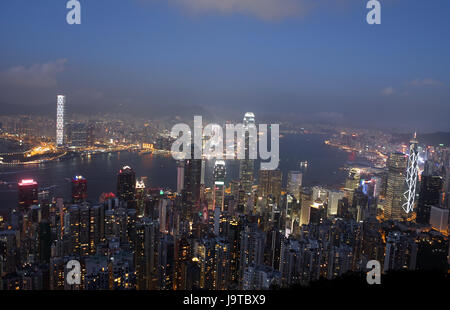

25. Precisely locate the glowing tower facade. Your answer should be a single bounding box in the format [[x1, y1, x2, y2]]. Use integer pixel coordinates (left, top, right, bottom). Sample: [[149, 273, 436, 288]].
[[239, 112, 255, 195], [213, 160, 226, 211], [403, 133, 419, 214], [56, 95, 65, 147]]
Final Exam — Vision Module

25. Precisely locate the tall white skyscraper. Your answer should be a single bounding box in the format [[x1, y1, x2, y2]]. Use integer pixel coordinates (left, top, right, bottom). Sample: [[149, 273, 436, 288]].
[[56, 95, 65, 147], [239, 112, 256, 195], [213, 160, 226, 211], [403, 132, 419, 214]]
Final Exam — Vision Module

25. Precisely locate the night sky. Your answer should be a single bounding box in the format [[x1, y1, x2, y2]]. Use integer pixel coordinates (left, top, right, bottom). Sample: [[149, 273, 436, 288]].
[[0, 0, 449, 131]]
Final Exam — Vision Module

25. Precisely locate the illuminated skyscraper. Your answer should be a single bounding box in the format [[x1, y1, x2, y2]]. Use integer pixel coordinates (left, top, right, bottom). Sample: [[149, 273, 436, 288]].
[[345, 168, 361, 191], [403, 133, 419, 214], [176, 161, 185, 194], [56, 95, 65, 147], [72, 175, 87, 203], [239, 112, 255, 195], [135, 179, 146, 217], [328, 191, 345, 217], [18, 179, 38, 208], [258, 170, 282, 205], [287, 171, 302, 200], [184, 157, 202, 203], [384, 153, 407, 220], [117, 166, 136, 203], [213, 160, 226, 211], [344, 168, 360, 206]]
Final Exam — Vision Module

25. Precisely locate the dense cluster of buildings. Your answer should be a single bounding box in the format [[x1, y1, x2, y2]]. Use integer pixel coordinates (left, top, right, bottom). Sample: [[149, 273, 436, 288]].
[[0, 111, 449, 290]]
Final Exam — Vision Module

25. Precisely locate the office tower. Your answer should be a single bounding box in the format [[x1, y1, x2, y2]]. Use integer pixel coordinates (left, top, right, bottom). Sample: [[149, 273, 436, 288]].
[[239, 112, 255, 195], [38, 221, 51, 264], [383, 153, 407, 221], [328, 191, 344, 217], [117, 166, 136, 203], [135, 179, 146, 218], [300, 188, 313, 225], [258, 170, 282, 204], [344, 168, 360, 206], [158, 198, 170, 234], [312, 186, 327, 202], [429, 206, 449, 234], [214, 207, 221, 236], [184, 157, 202, 203], [417, 173, 442, 224], [18, 179, 38, 208], [213, 160, 226, 211], [56, 95, 65, 147], [403, 133, 419, 213], [72, 175, 87, 203], [287, 171, 302, 200], [176, 160, 185, 194], [69, 123, 89, 148]]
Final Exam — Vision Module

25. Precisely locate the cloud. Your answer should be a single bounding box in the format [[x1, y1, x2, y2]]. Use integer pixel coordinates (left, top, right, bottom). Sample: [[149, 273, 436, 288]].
[[152, 0, 313, 20], [408, 78, 444, 87], [0, 59, 67, 89], [381, 86, 395, 96]]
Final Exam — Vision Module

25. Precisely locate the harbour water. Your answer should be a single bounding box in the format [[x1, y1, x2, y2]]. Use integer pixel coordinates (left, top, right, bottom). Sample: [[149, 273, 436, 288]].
[[0, 134, 357, 212]]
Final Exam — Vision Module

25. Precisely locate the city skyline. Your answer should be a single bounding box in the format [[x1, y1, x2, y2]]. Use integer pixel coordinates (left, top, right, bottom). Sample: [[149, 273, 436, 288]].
[[0, 0, 449, 295]]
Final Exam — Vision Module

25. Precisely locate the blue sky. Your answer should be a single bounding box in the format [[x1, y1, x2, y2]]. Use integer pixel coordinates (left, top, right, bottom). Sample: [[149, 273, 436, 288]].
[[0, 0, 449, 131]]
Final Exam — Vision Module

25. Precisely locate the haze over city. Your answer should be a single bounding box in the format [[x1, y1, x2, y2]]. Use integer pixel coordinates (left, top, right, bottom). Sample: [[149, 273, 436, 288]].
[[1, 0, 450, 131]]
